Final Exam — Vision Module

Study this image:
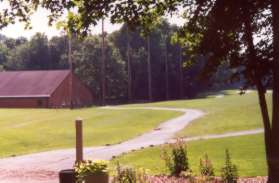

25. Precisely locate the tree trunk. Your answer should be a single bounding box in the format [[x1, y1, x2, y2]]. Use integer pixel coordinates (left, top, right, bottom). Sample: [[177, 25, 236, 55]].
[[126, 27, 132, 101], [101, 19, 106, 105], [68, 35, 73, 109], [165, 38, 169, 100], [269, 71, 279, 182], [242, 3, 276, 181], [256, 81, 273, 181], [179, 46, 184, 99], [269, 0, 279, 182], [147, 35, 152, 101]]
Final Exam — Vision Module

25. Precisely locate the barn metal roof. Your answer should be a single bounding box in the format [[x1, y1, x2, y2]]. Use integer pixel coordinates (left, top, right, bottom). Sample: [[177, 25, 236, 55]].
[[0, 70, 70, 98]]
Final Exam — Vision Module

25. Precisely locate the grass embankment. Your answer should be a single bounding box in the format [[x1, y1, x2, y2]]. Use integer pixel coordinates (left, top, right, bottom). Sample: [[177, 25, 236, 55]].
[[0, 108, 181, 157], [113, 134, 267, 177]]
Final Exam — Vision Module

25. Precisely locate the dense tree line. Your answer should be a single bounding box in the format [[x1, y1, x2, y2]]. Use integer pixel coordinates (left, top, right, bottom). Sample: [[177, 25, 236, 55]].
[[0, 20, 223, 103]]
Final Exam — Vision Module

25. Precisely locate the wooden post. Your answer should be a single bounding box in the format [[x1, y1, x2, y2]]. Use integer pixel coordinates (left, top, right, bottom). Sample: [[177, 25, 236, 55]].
[[75, 118, 83, 163]]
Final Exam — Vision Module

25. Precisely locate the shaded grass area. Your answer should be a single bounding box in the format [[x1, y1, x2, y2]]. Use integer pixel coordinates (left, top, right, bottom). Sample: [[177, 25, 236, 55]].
[[113, 134, 267, 177], [123, 90, 271, 137], [0, 107, 181, 157]]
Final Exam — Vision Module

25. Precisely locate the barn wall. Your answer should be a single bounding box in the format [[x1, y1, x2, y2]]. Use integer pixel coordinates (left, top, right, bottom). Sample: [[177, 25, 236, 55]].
[[49, 74, 71, 107], [0, 97, 48, 108], [49, 73, 93, 108], [72, 74, 93, 107]]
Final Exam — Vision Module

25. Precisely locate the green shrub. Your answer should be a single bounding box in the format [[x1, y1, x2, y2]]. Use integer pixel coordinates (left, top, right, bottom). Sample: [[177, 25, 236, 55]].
[[74, 160, 109, 183], [161, 138, 190, 176], [199, 153, 215, 177], [221, 149, 238, 183], [112, 163, 150, 183], [113, 163, 137, 183]]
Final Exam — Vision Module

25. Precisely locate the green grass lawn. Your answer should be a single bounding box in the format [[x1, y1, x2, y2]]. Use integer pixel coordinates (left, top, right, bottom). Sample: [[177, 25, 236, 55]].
[[0, 89, 271, 178], [111, 90, 270, 177], [113, 134, 267, 177], [0, 107, 181, 157], [123, 90, 271, 137]]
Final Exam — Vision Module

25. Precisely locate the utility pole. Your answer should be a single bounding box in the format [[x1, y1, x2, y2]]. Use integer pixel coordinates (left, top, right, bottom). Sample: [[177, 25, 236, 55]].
[[101, 19, 106, 105], [147, 35, 152, 101], [126, 26, 132, 101]]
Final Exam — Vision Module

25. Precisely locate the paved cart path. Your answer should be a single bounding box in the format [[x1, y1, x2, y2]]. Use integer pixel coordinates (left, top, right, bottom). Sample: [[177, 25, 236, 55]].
[[0, 107, 263, 183]]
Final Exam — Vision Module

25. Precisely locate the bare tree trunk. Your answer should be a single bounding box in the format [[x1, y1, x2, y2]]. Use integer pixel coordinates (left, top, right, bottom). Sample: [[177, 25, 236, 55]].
[[271, 0, 279, 131], [165, 38, 169, 100], [270, 0, 279, 182], [101, 19, 106, 105], [147, 35, 152, 101], [126, 27, 132, 101], [269, 78, 279, 183], [256, 81, 272, 180], [179, 46, 184, 99], [68, 35, 73, 109]]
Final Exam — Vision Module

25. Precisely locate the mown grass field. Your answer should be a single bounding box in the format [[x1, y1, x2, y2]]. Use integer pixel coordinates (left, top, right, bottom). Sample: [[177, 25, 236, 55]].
[[114, 90, 271, 176], [0, 90, 271, 177], [123, 90, 271, 137], [113, 134, 267, 177], [0, 108, 181, 157]]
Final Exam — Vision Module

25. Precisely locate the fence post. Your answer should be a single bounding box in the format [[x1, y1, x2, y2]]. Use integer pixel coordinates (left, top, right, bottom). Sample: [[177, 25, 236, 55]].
[[75, 117, 83, 163]]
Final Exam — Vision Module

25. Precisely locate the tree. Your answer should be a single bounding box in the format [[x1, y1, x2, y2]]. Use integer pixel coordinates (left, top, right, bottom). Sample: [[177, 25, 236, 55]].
[[126, 26, 132, 101], [164, 35, 169, 100], [270, 1, 279, 181], [48, 36, 68, 69], [0, 42, 8, 69], [158, 20, 171, 100], [176, 1, 276, 182], [112, 22, 184, 101], [4, 33, 50, 70], [146, 35, 152, 101], [73, 35, 127, 103], [0, 0, 227, 99], [179, 46, 184, 98], [101, 19, 106, 105], [5, 42, 30, 70], [28, 33, 50, 69], [114, 28, 149, 100]]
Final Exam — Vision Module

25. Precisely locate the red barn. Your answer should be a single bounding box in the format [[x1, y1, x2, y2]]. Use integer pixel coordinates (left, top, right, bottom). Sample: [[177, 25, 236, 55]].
[[0, 70, 93, 108]]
